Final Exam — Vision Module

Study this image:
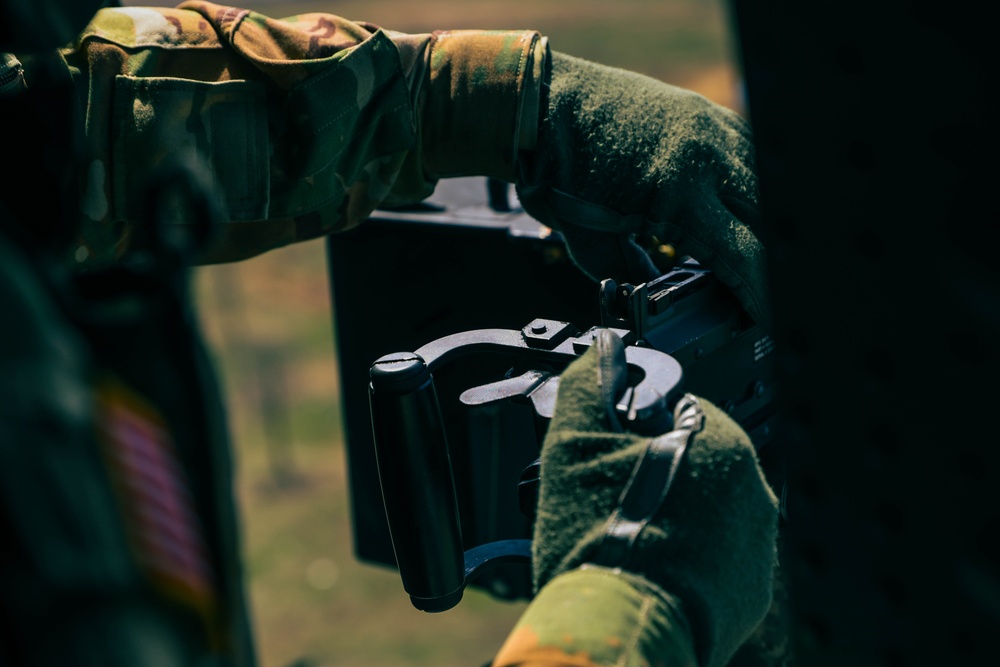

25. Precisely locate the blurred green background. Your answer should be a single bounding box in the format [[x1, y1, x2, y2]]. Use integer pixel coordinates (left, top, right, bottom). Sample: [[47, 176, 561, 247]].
[[124, 1, 742, 665]]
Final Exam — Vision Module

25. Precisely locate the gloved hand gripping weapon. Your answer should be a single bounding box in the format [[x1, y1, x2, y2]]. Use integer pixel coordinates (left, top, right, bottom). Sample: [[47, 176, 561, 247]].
[[367, 259, 780, 613]]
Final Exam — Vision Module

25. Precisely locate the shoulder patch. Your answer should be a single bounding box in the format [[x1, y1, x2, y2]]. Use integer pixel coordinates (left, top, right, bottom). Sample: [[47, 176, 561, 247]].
[[94, 377, 221, 633]]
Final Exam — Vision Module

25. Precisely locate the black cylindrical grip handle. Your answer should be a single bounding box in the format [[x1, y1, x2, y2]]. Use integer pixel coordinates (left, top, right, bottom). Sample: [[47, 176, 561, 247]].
[[369, 352, 465, 612]]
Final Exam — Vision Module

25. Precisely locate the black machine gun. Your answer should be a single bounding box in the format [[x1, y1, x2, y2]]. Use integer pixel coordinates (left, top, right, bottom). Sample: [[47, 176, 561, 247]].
[[326, 177, 781, 613]]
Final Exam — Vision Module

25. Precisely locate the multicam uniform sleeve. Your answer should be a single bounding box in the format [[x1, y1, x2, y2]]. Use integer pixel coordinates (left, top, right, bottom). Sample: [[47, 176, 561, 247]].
[[493, 567, 699, 667], [52, 2, 547, 264]]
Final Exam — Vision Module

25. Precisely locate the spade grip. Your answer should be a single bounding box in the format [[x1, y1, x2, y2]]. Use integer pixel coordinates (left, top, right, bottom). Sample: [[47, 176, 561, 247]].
[[368, 353, 466, 612], [368, 322, 684, 612]]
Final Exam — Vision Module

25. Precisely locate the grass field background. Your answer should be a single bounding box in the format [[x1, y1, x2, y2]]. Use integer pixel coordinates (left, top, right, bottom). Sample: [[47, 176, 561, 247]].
[[123, 1, 743, 665]]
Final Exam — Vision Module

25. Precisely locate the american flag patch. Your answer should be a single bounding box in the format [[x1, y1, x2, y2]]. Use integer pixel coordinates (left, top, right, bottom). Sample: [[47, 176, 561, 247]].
[[94, 377, 219, 626]]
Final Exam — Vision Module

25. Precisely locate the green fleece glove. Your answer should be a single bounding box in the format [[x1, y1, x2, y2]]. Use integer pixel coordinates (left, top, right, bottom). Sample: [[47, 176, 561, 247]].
[[517, 52, 769, 326], [534, 330, 778, 667]]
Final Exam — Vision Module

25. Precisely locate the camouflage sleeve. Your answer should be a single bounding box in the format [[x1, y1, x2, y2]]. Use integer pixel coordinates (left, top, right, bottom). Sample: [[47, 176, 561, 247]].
[[50, 2, 547, 265], [493, 566, 700, 667]]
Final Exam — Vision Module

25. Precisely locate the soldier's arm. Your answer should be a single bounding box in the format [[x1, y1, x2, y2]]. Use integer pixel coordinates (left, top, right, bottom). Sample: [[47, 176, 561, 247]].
[[45, 1, 546, 265], [493, 567, 698, 667]]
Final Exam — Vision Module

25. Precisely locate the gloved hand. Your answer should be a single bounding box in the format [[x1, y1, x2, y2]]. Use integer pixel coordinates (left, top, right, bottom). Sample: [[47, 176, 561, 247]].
[[516, 52, 768, 326], [534, 329, 778, 667]]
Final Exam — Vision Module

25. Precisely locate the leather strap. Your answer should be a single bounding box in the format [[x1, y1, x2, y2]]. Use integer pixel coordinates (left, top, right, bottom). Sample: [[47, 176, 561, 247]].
[[587, 394, 705, 569], [546, 186, 650, 235]]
